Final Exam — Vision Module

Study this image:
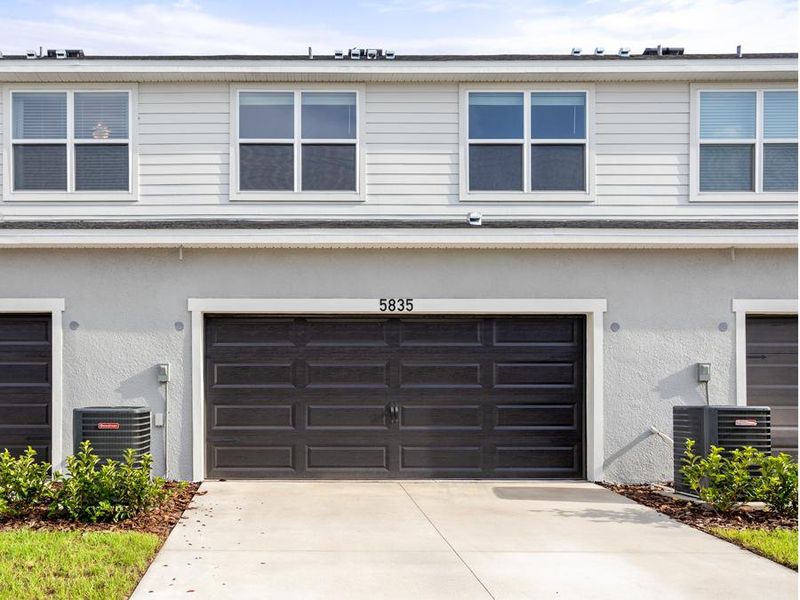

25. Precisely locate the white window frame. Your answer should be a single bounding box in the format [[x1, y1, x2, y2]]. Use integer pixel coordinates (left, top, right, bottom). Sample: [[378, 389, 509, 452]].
[[690, 83, 797, 203], [230, 84, 366, 202], [2, 84, 138, 202], [459, 83, 594, 203]]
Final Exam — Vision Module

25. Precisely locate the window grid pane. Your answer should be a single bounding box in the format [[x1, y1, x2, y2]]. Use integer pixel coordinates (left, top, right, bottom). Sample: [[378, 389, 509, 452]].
[[699, 143, 754, 191], [699, 91, 756, 139], [468, 92, 524, 140], [301, 92, 357, 139], [764, 91, 798, 139], [74, 144, 129, 191], [763, 143, 798, 192], [531, 144, 585, 191], [12, 92, 67, 139], [240, 144, 294, 191], [468, 144, 523, 191], [239, 92, 294, 140], [301, 144, 357, 191], [13, 144, 67, 190], [74, 92, 129, 140], [531, 92, 586, 140]]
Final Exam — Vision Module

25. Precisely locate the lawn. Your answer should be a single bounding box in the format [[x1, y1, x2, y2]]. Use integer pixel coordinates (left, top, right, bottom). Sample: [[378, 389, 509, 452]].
[[711, 527, 798, 569], [0, 529, 161, 600]]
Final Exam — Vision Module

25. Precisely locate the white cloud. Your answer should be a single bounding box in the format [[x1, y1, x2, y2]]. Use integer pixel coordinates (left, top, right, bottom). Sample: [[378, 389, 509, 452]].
[[0, 0, 795, 56]]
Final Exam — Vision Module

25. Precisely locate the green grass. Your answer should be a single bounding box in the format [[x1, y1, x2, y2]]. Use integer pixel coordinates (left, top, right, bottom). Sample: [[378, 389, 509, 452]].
[[0, 529, 161, 600], [711, 527, 798, 569]]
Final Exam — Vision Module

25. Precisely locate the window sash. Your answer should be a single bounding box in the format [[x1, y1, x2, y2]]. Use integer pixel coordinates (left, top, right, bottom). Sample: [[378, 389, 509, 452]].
[[696, 88, 797, 195], [9, 89, 131, 194], [236, 89, 359, 193], [466, 90, 588, 193]]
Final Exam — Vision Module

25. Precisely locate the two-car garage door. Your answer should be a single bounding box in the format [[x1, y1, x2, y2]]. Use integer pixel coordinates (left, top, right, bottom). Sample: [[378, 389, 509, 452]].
[[204, 315, 585, 479]]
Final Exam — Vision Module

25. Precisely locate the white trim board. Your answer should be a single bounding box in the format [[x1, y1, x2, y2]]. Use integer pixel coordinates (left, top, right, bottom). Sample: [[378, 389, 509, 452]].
[[187, 297, 607, 482], [0, 298, 66, 472], [732, 299, 798, 406], [0, 228, 796, 249]]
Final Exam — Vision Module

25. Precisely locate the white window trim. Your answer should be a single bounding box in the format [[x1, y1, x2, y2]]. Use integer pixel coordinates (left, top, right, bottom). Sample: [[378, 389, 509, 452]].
[[230, 84, 366, 202], [2, 84, 138, 203], [732, 299, 798, 407], [458, 83, 595, 203], [187, 297, 607, 482], [690, 83, 797, 203], [0, 298, 65, 473]]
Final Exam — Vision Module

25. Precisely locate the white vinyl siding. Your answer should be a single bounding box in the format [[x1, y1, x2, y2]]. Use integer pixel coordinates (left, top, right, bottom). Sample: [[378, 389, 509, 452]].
[[0, 80, 795, 222], [594, 83, 689, 205]]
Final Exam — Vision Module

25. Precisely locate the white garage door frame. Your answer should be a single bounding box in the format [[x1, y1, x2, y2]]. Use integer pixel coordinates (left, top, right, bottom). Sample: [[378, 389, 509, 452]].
[[732, 298, 799, 406], [0, 298, 66, 472], [188, 298, 608, 482]]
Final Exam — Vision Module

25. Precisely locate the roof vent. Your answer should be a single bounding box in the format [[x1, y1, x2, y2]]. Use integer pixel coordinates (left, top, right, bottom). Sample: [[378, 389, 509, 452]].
[[617, 47, 631, 57], [308, 46, 313, 60], [349, 48, 361, 59], [365, 48, 378, 60], [45, 48, 84, 59], [643, 45, 684, 56], [571, 47, 582, 56], [736, 44, 743, 58], [382, 49, 396, 59], [334, 49, 344, 60], [26, 49, 38, 59], [594, 47, 604, 55]]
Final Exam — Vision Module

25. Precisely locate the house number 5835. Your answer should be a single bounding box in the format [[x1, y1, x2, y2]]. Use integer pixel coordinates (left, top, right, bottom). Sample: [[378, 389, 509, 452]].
[[379, 298, 414, 312]]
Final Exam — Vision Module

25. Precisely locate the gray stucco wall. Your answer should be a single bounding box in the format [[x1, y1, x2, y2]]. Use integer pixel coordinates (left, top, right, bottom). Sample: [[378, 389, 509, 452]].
[[0, 247, 796, 482]]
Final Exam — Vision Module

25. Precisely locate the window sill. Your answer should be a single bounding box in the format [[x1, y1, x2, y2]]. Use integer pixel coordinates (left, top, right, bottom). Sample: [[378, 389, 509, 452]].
[[690, 192, 798, 203], [2, 192, 137, 203], [230, 191, 365, 203], [459, 191, 594, 203]]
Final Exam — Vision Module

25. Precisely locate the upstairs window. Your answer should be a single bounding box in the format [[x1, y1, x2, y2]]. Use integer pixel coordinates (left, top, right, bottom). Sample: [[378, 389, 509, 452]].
[[466, 90, 588, 194], [11, 90, 130, 193], [698, 90, 797, 194], [237, 90, 358, 194]]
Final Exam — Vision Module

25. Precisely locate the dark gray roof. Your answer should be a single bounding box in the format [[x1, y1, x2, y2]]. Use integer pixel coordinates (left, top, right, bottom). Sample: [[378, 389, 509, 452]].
[[0, 53, 796, 61]]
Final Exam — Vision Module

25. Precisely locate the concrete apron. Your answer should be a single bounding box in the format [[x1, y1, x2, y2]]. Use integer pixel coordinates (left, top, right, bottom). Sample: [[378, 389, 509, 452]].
[[131, 481, 797, 600]]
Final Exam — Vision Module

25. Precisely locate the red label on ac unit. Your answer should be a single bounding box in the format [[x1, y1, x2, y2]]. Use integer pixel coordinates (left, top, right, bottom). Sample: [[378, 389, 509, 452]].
[[97, 422, 120, 430], [735, 419, 758, 427]]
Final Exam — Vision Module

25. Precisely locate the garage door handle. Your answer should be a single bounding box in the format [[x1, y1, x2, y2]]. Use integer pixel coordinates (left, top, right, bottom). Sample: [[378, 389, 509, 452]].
[[389, 402, 399, 424]]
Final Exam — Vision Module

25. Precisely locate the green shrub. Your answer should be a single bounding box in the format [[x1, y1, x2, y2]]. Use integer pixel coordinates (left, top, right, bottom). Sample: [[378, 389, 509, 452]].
[[51, 441, 166, 523], [680, 440, 762, 512], [757, 453, 798, 515], [0, 447, 53, 517]]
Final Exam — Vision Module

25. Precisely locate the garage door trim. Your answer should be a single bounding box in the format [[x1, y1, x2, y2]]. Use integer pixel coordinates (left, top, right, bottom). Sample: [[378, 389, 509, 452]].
[[188, 298, 607, 482], [733, 298, 799, 406], [0, 298, 65, 471]]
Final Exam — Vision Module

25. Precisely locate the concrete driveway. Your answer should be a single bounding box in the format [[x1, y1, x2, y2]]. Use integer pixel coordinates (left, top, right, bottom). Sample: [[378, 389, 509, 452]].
[[133, 481, 797, 599]]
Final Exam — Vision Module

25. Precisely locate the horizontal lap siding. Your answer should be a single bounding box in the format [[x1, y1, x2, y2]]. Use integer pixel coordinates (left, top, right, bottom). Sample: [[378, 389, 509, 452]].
[[365, 86, 460, 205], [138, 84, 230, 203], [594, 84, 690, 205]]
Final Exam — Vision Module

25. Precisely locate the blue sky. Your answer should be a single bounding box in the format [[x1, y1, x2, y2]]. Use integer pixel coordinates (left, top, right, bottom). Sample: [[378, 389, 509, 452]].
[[0, 0, 796, 55]]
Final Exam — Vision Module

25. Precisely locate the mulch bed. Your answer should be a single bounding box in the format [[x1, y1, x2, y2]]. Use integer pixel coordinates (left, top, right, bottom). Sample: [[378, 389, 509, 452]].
[[0, 482, 202, 540], [600, 482, 797, 532]]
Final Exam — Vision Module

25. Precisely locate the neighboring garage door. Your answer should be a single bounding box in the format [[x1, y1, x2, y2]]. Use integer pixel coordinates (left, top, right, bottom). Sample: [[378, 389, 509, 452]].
[[0, 315, 52, 461], [205, 315, 585, 479], [746, 316, 798, 458]]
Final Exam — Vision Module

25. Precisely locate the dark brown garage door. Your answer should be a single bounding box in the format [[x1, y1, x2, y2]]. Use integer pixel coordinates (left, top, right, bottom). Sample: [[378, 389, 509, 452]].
[[0, 315, 52, 461], [746, 316, 798, 458], [204, 315, 585, 479]]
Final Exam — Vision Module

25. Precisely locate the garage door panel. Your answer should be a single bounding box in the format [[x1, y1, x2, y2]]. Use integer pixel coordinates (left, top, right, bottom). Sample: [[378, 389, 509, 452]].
[[0, 315, 52, 462], [307, 404, 389, 429], [209, 318, 296, 347], [307, 445, 389, 470], [306, 361, 389, 388], [400, 404, 483, 430], [212, 404, 295, 430], [399, 319, 483, 347], [211, 362, 294, 387], [493, 318, 579, 345], [399, 362, 482, 388], [306, 319, 390, 346], [205, 315, 584, 479]]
